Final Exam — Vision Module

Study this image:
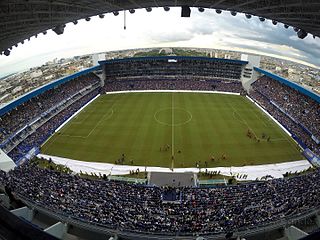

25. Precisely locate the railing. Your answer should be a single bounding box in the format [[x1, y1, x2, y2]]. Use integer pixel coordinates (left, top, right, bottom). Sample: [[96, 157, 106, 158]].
[[106, 75, 243, 82], [198, 179, 227, 186], [16, 193, 320, 239], [107, 176, 147, 184], [3, 85, 99, 154], [255, 89, 316, 139], [0, 83, 99, 148]]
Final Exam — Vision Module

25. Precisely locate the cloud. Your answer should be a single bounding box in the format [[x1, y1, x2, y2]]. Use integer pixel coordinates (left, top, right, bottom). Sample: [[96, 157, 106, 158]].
[[148, 30, 193, 43], [220, 18, 320, 65], [0, 7, 319, 78]]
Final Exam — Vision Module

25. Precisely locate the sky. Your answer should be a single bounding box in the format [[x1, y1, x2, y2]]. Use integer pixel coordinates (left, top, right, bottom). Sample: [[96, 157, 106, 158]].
[[0, 7, 320, 78]]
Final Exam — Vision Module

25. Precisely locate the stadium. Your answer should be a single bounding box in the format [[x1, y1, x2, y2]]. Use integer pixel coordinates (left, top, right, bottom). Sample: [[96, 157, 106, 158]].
[[0, 1, 320, 240]]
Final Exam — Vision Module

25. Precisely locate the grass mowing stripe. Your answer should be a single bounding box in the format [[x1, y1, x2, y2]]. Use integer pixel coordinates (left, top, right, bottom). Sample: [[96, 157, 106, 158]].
[[42, 92, 304, 168]]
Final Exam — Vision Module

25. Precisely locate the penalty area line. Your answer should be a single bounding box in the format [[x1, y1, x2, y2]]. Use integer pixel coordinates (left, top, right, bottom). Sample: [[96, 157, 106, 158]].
[[232, 108, 258, 140], [56, 96, 119, 140], [59, 108, 114, 139]]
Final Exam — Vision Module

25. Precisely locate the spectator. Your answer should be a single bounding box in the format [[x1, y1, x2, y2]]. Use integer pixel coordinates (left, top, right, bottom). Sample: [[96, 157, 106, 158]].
[[250, 76, 320, 156], [0, 164, 319, 235]]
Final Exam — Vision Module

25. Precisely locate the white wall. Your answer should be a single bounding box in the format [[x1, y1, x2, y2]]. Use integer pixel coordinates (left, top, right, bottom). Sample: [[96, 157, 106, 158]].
[[241, 54, 261, 91], [0, 149, 16, 172]]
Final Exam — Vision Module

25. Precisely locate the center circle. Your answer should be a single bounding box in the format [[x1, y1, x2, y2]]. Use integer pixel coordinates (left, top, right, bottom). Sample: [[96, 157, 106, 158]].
[[154, 108, 192, 126]]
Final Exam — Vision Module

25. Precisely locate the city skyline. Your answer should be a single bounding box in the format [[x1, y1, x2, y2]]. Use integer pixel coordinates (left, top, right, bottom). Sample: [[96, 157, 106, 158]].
[[0, 7, 320, 78]]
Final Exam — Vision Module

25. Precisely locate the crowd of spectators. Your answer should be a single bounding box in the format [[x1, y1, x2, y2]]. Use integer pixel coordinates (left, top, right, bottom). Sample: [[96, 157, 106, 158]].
[[8, 89, 100, 162], [250, 76, 320, 156], [251, 76, 320, 139], [103, 79, 245, 94], [104, 58, 243, 80], [102, 58, 246, 95], [0, 164, 319, 236], [0, 62, 319, 236], [0, 73, 100, 143]]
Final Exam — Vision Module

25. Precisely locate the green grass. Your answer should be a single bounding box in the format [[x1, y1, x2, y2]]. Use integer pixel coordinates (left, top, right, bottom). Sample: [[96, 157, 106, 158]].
[[41, 92, 303, 168]]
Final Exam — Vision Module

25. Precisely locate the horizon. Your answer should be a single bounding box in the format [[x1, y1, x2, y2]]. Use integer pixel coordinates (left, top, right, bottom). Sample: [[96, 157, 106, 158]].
[[0, 46, 318, 80]]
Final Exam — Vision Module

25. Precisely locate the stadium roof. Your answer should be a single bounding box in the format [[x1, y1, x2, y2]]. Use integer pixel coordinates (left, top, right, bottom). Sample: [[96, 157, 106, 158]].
[[98, 56, 248, 65], [1, 0, 320, 55]]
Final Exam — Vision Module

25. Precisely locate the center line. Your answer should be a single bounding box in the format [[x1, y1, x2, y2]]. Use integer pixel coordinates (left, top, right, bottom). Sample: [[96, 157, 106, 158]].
[[171, 92, 174, 158]]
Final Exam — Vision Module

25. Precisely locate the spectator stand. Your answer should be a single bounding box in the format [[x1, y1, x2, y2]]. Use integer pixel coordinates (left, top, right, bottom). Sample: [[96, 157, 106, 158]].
[[0, 65, 101, 117], [0, 67, 101, 165], [251, 68, 320, 166]]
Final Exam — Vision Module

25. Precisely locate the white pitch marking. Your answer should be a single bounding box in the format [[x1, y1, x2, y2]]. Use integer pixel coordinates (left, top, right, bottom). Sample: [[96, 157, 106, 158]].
[[154, 107, 192, 126], [86, 109, 114, 138], [171, 92, 174, 157], [58, 96, 119, 139], [60, 109, 114, 139]]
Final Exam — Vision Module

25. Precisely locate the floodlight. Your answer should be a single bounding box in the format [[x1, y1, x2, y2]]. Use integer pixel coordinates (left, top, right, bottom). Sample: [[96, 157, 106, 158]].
[[4, 49, 10, 56], [297, 29, 308, 39], [230, 11, 237, 16], [52, 25, 65, 35]]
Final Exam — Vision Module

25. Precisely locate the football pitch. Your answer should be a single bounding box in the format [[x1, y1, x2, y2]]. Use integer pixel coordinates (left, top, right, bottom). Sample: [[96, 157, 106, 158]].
[[41, 92, 303, 168]]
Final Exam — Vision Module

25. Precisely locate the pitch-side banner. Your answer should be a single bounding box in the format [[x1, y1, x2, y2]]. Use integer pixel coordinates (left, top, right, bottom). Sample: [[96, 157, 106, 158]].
[[303, 148, 320, 168]]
